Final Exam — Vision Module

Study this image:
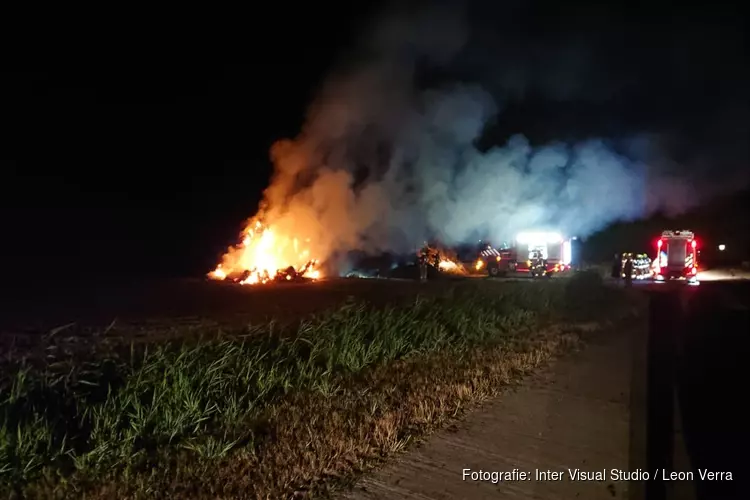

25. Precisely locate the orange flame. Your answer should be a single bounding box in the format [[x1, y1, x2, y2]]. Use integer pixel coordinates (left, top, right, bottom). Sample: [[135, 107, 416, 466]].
[[438, 259, 457, 271], [438, 258, 466, 274], [208, 219, 322, 285]]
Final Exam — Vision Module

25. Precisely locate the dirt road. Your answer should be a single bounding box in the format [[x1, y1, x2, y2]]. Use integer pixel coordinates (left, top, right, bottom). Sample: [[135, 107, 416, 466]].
[[341, 327, 636, 500]]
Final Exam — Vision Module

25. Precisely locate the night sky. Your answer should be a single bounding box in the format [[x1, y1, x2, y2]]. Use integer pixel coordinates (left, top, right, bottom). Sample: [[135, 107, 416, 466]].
[[3, 0, 748, 284]]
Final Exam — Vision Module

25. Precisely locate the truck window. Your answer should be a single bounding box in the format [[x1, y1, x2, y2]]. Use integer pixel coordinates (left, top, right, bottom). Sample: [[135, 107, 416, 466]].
[[667, 241, 687, 267], [547, 244, 561, 261]]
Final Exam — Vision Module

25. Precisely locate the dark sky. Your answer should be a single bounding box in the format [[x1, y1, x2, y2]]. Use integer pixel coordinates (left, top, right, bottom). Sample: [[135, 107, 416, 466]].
[[2, 0, 747, 282]]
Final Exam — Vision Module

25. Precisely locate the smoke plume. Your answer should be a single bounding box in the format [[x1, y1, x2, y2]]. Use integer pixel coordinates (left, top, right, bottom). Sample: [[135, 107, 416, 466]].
[[236, 1, 746, 272]]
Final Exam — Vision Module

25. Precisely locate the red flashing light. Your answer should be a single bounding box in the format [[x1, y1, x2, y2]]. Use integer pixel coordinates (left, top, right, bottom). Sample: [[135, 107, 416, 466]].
[[657, 239, 663, 248], [691, 240, 697, 248], [691, 266, 697, 275]]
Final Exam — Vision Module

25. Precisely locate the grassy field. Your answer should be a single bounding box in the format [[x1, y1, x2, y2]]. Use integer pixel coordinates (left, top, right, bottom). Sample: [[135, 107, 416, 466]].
[[0, 273, 642, 499], [1, 277, 477, 347]]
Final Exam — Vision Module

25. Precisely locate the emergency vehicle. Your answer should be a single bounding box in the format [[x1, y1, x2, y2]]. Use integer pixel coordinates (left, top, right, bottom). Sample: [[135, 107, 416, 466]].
[[652, 230, 699, 283], [479, 231, 573, 278]]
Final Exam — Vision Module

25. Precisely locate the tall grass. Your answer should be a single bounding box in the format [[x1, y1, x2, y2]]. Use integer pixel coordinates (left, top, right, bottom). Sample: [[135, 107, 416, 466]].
[[0, 275, 618, 493]]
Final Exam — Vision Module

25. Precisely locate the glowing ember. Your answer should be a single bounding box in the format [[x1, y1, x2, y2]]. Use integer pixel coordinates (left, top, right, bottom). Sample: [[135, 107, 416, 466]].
[[208, 219, 322, 285], [438, 258, 466, 275], [438, 259, 458, 271], [210, 266, 227, 280]]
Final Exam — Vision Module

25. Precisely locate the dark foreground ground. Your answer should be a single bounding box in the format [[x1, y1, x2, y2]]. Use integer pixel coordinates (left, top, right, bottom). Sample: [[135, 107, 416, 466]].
[[2, 271, 748, 499], [340, 275, 750, 500], [1, 273, 536, 358], [643, 278, 750, 499], [0, 277, 464, 345], [0, 267, 578, 336]]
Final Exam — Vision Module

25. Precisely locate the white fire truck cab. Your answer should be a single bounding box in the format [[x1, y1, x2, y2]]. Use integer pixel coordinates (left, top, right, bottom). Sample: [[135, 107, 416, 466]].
[[514, 231, 573, 276], [653, 230, 699, 283], [480, 231, 573, 278]]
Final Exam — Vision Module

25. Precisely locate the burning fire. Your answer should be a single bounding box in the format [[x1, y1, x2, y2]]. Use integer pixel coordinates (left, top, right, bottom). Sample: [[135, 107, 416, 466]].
[[438, 258, 466, 275], [208, 219, 322, 285], [438, 259, 458, 272]]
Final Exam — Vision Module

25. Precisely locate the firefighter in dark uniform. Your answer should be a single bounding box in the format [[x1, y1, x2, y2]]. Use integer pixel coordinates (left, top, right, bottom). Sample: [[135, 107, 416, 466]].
[[418, 242, 430, 282], [432, 245, 441, 269], [623, 255, 634, 287], [611, 253, 621, 280], [530, 250, 546, 277]]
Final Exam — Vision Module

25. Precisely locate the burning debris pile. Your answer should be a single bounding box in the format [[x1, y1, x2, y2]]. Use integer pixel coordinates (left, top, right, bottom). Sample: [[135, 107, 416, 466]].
[[208, 219, 322, 285], [438, 259, 464, 274], [342, 245, 467, 280], [429, 245, 467, 275]]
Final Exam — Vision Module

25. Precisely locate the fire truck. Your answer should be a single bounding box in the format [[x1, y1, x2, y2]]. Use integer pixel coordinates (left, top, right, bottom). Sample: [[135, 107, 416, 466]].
[[652, 230, 699, 283], [479, 231, 573, 278]]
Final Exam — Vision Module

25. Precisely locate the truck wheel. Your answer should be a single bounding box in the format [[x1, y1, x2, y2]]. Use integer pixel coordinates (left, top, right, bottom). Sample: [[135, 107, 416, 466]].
[[489, 266, 499, 277]]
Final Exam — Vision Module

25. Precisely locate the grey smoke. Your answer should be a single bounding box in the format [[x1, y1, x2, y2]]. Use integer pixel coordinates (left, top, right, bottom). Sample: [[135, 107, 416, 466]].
[[253, 1, 743, 268]]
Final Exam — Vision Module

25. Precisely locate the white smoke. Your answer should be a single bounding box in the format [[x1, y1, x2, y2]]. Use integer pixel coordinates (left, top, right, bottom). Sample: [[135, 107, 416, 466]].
[[246, 1, 739, 270]]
